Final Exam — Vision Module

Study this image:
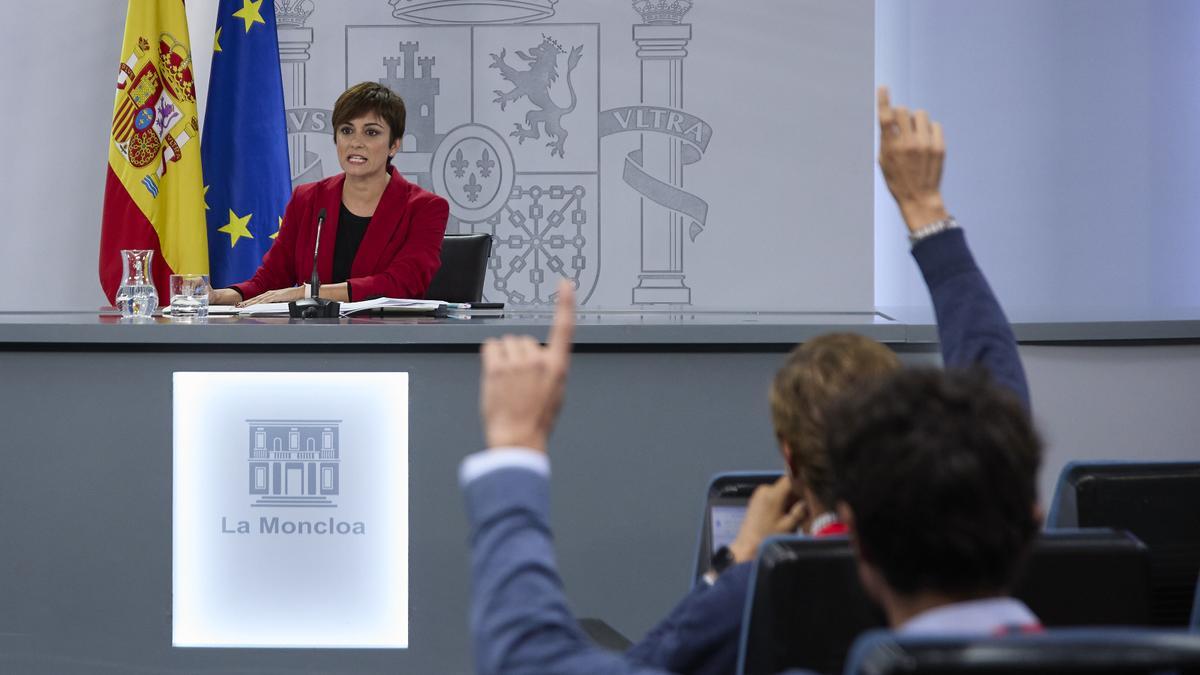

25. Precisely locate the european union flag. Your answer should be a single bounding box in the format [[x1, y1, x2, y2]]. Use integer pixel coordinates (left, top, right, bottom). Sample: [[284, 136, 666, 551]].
[[202, 0, 291, 289]]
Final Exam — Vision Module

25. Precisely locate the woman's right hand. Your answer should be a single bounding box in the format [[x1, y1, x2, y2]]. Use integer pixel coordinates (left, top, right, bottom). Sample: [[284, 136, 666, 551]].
[[209, 288, 243, 305]]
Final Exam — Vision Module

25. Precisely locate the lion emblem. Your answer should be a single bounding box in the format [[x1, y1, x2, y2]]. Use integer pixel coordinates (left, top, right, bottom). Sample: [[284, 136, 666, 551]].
[[490, 34, 584, 159]]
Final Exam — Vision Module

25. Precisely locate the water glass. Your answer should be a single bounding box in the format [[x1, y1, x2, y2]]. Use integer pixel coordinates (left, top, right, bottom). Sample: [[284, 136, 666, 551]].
[[170, 274, 210, 320]]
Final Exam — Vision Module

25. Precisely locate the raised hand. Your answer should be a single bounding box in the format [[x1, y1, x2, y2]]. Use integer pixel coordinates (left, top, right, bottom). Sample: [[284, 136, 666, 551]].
[[877, 85, 950, 233], [480, 279, 576, 454]]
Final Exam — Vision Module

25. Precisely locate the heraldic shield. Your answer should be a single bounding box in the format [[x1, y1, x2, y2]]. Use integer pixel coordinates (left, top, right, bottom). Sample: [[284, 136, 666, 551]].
[[347, 23, 600, 306]]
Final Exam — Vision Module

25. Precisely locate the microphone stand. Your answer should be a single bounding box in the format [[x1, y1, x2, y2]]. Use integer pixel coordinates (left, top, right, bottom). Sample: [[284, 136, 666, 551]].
[[289, 207, 341, 319]]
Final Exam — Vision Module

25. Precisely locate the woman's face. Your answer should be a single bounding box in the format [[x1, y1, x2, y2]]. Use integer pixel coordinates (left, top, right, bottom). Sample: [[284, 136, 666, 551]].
[[335, 112, 400, 179]]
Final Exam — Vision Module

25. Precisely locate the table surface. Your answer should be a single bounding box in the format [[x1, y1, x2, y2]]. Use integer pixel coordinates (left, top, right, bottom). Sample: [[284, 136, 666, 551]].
[[1, 307, 1199, 345]]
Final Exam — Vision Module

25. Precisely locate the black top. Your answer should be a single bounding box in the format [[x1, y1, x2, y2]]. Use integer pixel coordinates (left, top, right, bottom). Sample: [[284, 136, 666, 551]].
[[332, 202, 371, 292]]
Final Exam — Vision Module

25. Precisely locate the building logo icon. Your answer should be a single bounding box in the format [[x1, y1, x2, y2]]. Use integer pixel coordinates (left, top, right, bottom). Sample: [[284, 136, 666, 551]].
[[247, 419, 341, 508]]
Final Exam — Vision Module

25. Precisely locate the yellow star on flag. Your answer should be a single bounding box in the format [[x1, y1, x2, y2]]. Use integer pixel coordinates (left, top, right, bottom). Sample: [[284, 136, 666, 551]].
[[214, 25, 223, 52], [203, 184, 210, 210], [218, 209, 254, 247], [232, 0, 266, 33], [270, 216, 282, 240]]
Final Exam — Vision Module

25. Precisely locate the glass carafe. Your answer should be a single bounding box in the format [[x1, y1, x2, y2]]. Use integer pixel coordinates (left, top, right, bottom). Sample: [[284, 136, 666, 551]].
[[115, 249, 159, 319]]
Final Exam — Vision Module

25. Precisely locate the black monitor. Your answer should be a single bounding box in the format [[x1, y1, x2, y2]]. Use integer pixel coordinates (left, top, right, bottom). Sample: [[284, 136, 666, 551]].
[[1049, 460, 1200, 626], [737, 529, 1150, 675]]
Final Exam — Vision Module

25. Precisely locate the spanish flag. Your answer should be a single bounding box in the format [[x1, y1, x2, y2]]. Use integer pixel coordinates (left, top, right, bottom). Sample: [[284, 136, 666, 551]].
[[99, 0, 208, 305]]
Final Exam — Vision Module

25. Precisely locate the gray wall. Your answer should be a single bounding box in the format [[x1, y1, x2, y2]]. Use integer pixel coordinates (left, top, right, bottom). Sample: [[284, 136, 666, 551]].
[[1022, 344, 1200, 504], [875, 0, 1200, 312], [0, 0, 126, 312]]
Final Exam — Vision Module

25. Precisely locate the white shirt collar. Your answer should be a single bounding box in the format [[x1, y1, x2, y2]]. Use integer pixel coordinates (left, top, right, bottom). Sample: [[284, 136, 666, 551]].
[[899, 597, 1040, 635], [806, 511, 838, 536]]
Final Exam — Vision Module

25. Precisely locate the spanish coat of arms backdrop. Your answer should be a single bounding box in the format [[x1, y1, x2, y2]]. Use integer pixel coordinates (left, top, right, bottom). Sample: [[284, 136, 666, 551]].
[[195, 0, 875, 310]]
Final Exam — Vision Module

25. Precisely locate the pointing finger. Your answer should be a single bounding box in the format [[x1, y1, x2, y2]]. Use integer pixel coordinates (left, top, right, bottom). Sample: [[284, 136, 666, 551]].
[[877, 85, 893, 124]]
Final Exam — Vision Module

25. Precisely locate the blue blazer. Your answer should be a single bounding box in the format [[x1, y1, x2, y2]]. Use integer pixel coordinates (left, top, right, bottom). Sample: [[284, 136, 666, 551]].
[[465, 466, 673, 675]]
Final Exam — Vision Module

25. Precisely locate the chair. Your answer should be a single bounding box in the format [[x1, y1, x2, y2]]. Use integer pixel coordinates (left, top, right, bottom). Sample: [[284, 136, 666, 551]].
[[692, 471, 783, 585], [736, 529, 1150, 675], [844, 627, 1200, 675], [424, 233, 492, 302], [1047, 460, 1200, 626], [1191, 573, 1200, 632]]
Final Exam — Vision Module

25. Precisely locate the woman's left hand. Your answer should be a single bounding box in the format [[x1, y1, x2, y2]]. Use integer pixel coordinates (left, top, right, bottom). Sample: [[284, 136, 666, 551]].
[[238, 286, 305, 307]]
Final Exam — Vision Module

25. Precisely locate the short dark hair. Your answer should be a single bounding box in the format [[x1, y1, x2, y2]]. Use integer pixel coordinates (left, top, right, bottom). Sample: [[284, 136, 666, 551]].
[[826, 367, 1042, 596], [769, 333, 901, 509], [332, 82, 406, 146]]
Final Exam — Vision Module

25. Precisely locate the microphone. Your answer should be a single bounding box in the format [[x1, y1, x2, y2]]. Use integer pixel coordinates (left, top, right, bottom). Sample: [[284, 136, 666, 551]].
[[310, 207, 326, 298], [288, 206, 341, 319]]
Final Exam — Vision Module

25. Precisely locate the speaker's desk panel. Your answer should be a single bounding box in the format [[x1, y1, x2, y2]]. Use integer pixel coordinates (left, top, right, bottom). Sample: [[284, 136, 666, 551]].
[[0, 310, 904, 675]]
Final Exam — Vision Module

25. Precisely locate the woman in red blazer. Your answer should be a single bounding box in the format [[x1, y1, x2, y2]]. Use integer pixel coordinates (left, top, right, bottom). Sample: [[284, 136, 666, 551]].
[[211, 82, 449, 305]]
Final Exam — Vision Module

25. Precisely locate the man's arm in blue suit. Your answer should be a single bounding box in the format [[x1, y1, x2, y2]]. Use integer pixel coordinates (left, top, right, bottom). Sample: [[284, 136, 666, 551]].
[[624, 562, 752, 675], [912, 227, 1030, 407], [465, 464, 672, 675]]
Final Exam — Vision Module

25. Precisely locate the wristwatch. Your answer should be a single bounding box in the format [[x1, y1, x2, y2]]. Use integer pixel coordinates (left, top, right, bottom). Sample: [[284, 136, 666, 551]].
[[909, 216, 959, 245], [709, 545, 737, 576]]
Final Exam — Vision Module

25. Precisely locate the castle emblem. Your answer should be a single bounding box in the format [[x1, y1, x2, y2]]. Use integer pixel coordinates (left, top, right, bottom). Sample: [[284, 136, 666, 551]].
[[381, 41, 443, 153], [111, 34, 199, 197], [247, 420, 341, 508]]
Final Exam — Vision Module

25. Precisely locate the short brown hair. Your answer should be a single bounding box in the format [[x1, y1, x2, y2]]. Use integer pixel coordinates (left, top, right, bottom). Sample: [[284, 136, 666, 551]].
[[769, 333, 901, 509], [332, 82, 406, 146], [826, 368, 1041, 595]]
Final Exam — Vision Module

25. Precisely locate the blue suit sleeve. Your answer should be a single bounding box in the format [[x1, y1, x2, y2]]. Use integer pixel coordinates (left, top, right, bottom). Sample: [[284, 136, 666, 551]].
[[465, 467, 672, 675], [912, 228, 1031, 407], [626, 562, 752, 675]]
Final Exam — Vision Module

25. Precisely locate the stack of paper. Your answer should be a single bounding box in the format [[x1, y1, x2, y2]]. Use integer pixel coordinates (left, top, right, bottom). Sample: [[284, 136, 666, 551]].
[[164, 298, 461, 317]]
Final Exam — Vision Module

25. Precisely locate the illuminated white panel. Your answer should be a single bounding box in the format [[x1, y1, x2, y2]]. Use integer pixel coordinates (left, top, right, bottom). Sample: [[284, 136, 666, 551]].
[[173, 372, 409, 648]]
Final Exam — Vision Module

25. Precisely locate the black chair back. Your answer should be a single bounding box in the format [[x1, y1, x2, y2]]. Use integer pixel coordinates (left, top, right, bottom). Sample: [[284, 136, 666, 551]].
[[425, 233, 492, 302], [1048, 460, 1200, 626], [737, 529, 1150, 675], [844, 627, 1200, 675], [693, 471, 782, 585]]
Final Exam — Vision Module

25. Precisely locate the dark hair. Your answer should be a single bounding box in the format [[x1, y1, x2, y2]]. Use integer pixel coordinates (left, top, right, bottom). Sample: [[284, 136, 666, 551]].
[[331, 82, 406, 147], [826, 367, 1042, 596], [769, 333, 901, 509]]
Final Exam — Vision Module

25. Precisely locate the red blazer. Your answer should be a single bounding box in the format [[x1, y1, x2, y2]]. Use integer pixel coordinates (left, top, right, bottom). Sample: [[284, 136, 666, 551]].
[[232, 168, 449, 301]]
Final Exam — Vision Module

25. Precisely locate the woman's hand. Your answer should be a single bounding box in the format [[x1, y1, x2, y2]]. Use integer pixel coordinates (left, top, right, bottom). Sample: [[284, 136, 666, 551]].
[[209, 288, 244, 305], [238, 286, 305, 307]]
